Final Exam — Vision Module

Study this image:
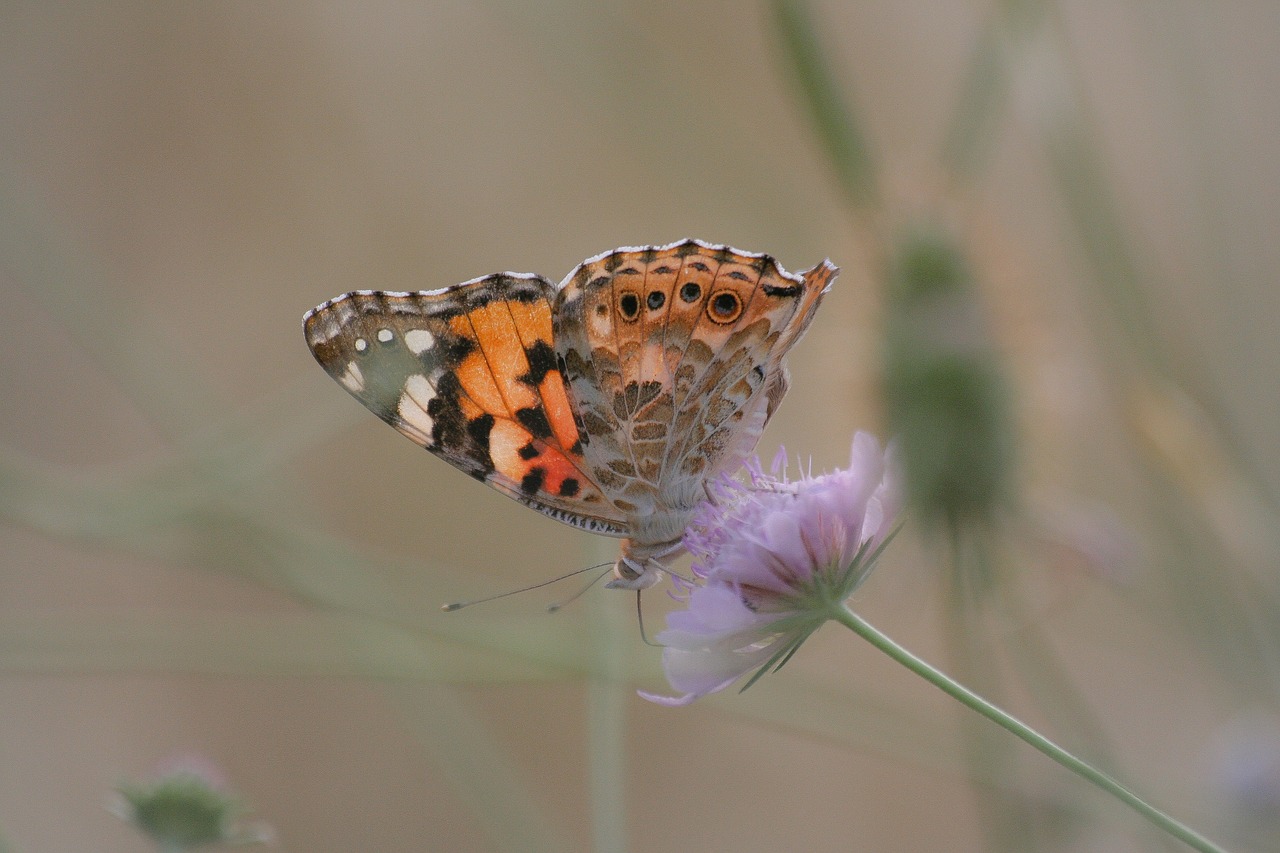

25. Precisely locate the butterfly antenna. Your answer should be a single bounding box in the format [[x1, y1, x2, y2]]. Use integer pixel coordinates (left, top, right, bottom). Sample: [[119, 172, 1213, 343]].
[[442, 562, 611, 612], [546, 564, 614, 613]]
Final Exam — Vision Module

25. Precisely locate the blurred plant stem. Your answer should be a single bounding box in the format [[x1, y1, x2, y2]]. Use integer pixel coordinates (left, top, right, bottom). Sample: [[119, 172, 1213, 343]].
[[771, 0, 885, 260], [588, 540, 630, 853], [945, 528, 1042, 852], [834, 604, 1229, 853], [1010, 1, 1280, 692], [945, 1, 1280, 606], [771, 3, 1260, 847], [993, 560, 1121, 770], [772, 0, 877, 211], [388, 683, 569, 853]]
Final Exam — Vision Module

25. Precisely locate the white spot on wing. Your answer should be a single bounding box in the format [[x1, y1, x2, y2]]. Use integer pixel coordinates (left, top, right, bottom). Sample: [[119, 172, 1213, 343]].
[[397, 374, 436, 441], [338, 362, 365, 392], [355, 338, 368, 353], [377, 328, 394, 344], [405, 328, 435, 354]]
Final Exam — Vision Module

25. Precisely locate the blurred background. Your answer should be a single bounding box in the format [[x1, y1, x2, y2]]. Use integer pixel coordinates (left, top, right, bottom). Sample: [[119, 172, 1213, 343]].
[[2, 2, 1278, 851]]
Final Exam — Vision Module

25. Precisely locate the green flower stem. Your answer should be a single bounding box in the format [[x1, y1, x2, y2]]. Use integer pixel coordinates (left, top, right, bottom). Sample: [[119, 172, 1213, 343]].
[[832, 603, 1227, 853]]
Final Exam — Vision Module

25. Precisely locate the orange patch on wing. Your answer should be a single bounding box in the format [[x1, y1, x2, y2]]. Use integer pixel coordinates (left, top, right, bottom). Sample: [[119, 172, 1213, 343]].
[[539, 370, 581, 456], [447, 316, 507, 415], [466, 302, 539, 414], [503, 296, 583, 458], [637, 259, 680, 382], [505, 299, 554, 347], [455, 351, 507, 415], [489, 420, 589, 499], [457, 394, 484, 422]]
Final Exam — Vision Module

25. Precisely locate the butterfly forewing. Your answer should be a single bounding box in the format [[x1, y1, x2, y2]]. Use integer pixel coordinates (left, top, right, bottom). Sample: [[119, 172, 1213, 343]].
[[304, 279, 629, 537]]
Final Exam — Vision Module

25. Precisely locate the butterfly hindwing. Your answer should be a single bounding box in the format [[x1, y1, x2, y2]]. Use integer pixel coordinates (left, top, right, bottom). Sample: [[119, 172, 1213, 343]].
[[304, 278, 629, 537], [553, 240, 836, 523]]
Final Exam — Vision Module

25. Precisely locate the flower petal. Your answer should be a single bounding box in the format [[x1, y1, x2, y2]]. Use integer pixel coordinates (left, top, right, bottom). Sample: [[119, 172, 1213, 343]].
[[657, 584, 773, 649], [653, 432, 903, 705], [658, 639, 781, 698]]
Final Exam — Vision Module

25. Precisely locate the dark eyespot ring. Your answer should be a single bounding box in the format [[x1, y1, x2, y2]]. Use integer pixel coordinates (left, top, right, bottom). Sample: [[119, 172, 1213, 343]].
[[646, 291, 666, 310], [707, 290, 742, 324], [679, 282, 701, 303], [618, 292, 641, 320]]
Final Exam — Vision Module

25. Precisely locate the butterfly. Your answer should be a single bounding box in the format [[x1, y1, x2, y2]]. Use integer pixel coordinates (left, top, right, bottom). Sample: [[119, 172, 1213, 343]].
[[303, 239, 836, 590]]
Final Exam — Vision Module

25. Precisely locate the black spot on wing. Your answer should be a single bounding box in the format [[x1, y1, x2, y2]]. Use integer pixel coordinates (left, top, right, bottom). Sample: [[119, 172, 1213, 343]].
[[520, 339, 557, 385], [466, 413, 495, 450], [560, 349, 591, 383], [427, 396, 469, 458], [559, 477, 580, 497], [515, 406, 554, 441], [520, 466, 546, 496], [441, 335, 476, 363], [518, 442, 539, 460], [763, 282, 802, 297]]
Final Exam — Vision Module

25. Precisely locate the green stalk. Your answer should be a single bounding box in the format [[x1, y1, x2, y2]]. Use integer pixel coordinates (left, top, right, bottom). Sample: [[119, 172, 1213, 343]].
[[832, 604, 1227, 853], [771, 0, 879, 212]]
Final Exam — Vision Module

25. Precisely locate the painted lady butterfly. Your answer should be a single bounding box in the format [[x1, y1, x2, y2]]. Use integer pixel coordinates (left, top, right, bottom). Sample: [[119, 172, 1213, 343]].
[[304, 239, 836, 590]]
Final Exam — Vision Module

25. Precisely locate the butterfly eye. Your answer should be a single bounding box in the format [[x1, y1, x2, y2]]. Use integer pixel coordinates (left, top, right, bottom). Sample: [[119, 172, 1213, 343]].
[[618, 292, 641, 321], [646, 291, 666, 310], [707, 290, 742, 324], [679, 282, 701, 303]]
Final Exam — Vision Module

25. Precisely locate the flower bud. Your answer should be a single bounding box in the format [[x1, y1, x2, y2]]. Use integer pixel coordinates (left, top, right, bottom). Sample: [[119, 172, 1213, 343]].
[[883, 224, 1014, 530], [112, 754, 271, 850]]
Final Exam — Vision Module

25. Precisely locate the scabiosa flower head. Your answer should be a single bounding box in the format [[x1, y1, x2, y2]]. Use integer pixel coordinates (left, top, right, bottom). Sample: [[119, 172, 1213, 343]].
[[111, 753, 273, 850], [641, 432, 902, 705]]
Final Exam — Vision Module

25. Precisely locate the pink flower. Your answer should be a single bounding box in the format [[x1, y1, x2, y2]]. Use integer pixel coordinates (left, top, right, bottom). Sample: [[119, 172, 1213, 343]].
[[641, 432, 902, 705]]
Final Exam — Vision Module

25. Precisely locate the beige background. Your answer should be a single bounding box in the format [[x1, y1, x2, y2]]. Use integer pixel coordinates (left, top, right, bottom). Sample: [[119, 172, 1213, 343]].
[[1, 2, 1278, 851]]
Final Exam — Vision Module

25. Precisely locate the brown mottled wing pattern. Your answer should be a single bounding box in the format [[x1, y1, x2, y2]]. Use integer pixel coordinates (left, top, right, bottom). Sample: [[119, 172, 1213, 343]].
[[553, 240, 837, 534], [304, 277, 629, 537]]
